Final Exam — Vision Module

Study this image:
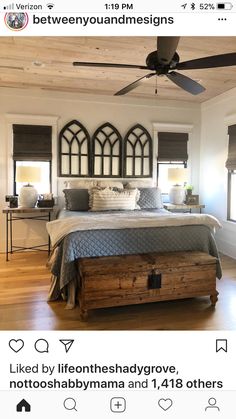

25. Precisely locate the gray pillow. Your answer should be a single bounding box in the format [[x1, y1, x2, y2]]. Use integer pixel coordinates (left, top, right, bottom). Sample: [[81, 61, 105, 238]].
[[63, 189, 89, 211], [138, 187, 163, 209]]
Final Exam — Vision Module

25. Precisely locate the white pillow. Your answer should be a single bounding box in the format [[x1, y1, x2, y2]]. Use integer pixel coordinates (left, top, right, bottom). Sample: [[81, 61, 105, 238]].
[[125, 179, 155, 188], [64, 180, 97, 189], [90, 188, 140, 211], [97, 180, 124, 189]]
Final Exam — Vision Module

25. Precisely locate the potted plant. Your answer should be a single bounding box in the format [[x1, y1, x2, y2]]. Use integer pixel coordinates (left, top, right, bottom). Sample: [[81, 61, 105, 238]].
[[185, 184, 194, 196]]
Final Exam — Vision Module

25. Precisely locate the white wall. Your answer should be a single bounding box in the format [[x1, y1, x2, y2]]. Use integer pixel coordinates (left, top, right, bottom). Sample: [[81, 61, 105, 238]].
[[0, 87, 201, 252], [200, 88, 236, 258]]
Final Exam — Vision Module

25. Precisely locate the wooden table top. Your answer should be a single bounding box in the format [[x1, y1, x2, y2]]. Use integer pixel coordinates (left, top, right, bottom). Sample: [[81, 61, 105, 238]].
[[2, 207, 54, 214], [163, 203, 205, 210]]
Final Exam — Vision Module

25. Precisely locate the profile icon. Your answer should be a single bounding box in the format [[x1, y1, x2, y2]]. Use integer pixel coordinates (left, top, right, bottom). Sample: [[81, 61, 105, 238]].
[[205, 397, 220, 412], [4, 13, 29, 31]]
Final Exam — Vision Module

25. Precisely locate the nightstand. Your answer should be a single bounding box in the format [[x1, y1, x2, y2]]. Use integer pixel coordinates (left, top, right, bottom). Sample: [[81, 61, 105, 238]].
[[2, 207, 54, 261], [163, 203, 205, 213]]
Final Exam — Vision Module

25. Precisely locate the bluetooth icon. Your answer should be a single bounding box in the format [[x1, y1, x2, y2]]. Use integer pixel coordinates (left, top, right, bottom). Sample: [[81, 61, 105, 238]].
[[191, 2, 196, 9]]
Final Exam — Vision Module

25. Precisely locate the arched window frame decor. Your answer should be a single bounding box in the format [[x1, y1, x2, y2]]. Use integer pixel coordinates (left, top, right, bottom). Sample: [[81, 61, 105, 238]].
[[124, 124, 153, 178], [59, 119, 91, 177], [92, 122, 122, 177]]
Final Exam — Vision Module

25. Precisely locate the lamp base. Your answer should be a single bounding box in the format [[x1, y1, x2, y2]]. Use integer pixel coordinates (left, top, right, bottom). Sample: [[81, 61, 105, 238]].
[[169, 186, 185, 205], [19, 185, 38, 208]]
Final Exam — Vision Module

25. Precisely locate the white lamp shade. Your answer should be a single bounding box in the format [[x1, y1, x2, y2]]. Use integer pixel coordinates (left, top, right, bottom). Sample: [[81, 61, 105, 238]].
[[168, 168, 187, 185], [16, 166, 41, 184]]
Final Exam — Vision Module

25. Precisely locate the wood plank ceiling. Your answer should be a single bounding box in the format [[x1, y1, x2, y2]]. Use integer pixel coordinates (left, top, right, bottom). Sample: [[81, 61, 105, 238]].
[[1, 36, 236, 102]]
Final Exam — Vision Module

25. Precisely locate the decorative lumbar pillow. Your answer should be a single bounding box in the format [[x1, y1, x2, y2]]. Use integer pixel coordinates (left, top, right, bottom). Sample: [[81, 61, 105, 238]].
[[90, 188, 140, 211], [138, 187, 163, 209], [88, 186, 103, 209], [89, 185, 124, 208], [64, 180, 97, 189], [97, 180, 124, 189], [125, 179, 155, 188], [63, 189, 89, 211]]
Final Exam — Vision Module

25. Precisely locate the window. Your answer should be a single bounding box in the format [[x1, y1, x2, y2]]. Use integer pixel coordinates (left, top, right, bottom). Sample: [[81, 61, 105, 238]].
[[226, 125, 236, 222], [157, 162, 187, 194], [157, 132, 188, 193], [15, 161, 51, 195], [13, 124, 52, 196]]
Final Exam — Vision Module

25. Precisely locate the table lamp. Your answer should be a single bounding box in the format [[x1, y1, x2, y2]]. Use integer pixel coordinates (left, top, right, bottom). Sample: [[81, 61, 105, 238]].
[[168, 168, 187, 204], [16, 166, 41, 207]]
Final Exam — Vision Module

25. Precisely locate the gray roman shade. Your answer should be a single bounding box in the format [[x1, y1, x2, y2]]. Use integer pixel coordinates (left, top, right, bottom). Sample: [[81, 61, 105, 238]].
[[13, 124, 52, 160], [157, 132, 188, 162], [226, 125, 236, 170]]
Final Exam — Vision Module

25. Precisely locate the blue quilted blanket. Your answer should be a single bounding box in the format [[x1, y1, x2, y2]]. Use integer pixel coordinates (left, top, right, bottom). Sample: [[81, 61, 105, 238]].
[[48, 210, 222, 305]]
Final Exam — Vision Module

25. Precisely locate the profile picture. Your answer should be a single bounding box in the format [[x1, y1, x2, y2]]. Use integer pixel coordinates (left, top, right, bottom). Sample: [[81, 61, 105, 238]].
[[4, 13, 29, 31]]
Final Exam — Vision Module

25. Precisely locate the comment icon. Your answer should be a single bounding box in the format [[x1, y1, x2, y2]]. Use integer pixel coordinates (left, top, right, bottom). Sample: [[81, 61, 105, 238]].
[[34, 339, 49, 353], [63, 398, 77, 411]]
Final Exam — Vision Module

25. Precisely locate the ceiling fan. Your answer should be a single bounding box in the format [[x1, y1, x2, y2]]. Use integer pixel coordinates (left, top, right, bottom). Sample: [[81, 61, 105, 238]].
[[73, 37, 236, 96]]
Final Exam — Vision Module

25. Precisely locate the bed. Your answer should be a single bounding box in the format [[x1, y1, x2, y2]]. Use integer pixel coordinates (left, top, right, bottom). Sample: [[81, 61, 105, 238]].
[[47, 206, 222, 310]]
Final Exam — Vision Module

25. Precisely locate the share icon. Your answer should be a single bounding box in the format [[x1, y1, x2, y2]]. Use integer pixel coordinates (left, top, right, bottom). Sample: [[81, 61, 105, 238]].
[[59, 339, 74, 353]]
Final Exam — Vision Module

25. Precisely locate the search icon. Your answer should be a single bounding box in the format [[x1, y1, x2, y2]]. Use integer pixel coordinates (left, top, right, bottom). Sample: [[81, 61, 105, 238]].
[[63, 398, 77, 411]]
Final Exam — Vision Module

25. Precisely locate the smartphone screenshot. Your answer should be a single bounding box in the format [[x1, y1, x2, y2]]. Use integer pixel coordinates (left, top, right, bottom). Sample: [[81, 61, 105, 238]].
[[0, 0, 235, 417]]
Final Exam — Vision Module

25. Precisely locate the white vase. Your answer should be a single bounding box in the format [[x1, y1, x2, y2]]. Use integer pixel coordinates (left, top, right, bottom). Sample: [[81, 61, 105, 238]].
[[169, 186, 185, 205], [19, 185, 38, 208]]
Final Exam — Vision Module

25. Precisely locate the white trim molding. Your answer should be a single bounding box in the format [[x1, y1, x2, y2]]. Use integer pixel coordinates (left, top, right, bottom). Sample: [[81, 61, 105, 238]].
[[224, 113, 236, 126], [152, 122, 194, 133]]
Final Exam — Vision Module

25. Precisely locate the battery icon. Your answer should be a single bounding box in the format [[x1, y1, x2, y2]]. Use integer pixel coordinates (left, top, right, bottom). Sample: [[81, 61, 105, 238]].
[[217, 2, 233, 9]]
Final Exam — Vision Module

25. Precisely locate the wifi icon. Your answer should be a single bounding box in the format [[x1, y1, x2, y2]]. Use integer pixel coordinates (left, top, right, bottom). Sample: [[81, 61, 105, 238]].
[[47, 3, 54, 9]]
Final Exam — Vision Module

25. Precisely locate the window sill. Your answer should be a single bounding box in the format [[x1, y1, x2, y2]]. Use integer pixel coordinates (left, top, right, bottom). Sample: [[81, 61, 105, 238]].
[[221, 219, 236, 231]]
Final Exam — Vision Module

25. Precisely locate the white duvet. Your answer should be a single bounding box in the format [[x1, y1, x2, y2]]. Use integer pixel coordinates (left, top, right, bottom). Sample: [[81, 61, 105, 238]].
[[47, 210, 222, 248]]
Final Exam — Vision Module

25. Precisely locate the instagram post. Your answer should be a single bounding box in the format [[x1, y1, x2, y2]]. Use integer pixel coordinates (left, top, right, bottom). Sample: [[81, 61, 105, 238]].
[[0, 1, 235, 418]]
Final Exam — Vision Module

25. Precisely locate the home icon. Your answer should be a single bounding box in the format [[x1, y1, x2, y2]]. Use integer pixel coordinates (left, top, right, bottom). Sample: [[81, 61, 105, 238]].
[[16, 399, 31, 412]]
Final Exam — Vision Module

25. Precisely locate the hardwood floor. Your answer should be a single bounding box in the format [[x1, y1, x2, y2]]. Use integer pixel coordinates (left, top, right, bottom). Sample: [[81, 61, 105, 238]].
[[0, 252, 236, 330]]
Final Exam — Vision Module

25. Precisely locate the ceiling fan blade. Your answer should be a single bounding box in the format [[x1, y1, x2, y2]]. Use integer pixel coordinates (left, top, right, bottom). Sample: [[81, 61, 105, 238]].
[[177, 52, 236, 70], [114, 73, 156, 96], [167, 71, 205, 95], [157, 37, 180, 64], [73, 61, 148, 70]]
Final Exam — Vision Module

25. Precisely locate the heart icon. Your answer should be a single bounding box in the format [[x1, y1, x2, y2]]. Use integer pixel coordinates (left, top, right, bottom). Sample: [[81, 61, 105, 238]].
[[158, 398, 173, 411], [9, 339, 24, 353]]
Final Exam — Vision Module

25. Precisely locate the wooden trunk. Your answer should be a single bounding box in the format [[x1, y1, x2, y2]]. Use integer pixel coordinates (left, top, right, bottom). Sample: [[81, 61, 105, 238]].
[[78, 251, 218, 320]]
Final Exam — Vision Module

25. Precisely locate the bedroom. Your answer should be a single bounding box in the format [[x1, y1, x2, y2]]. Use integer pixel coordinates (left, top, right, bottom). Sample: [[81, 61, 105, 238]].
[[0, 36, 236, 330]]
